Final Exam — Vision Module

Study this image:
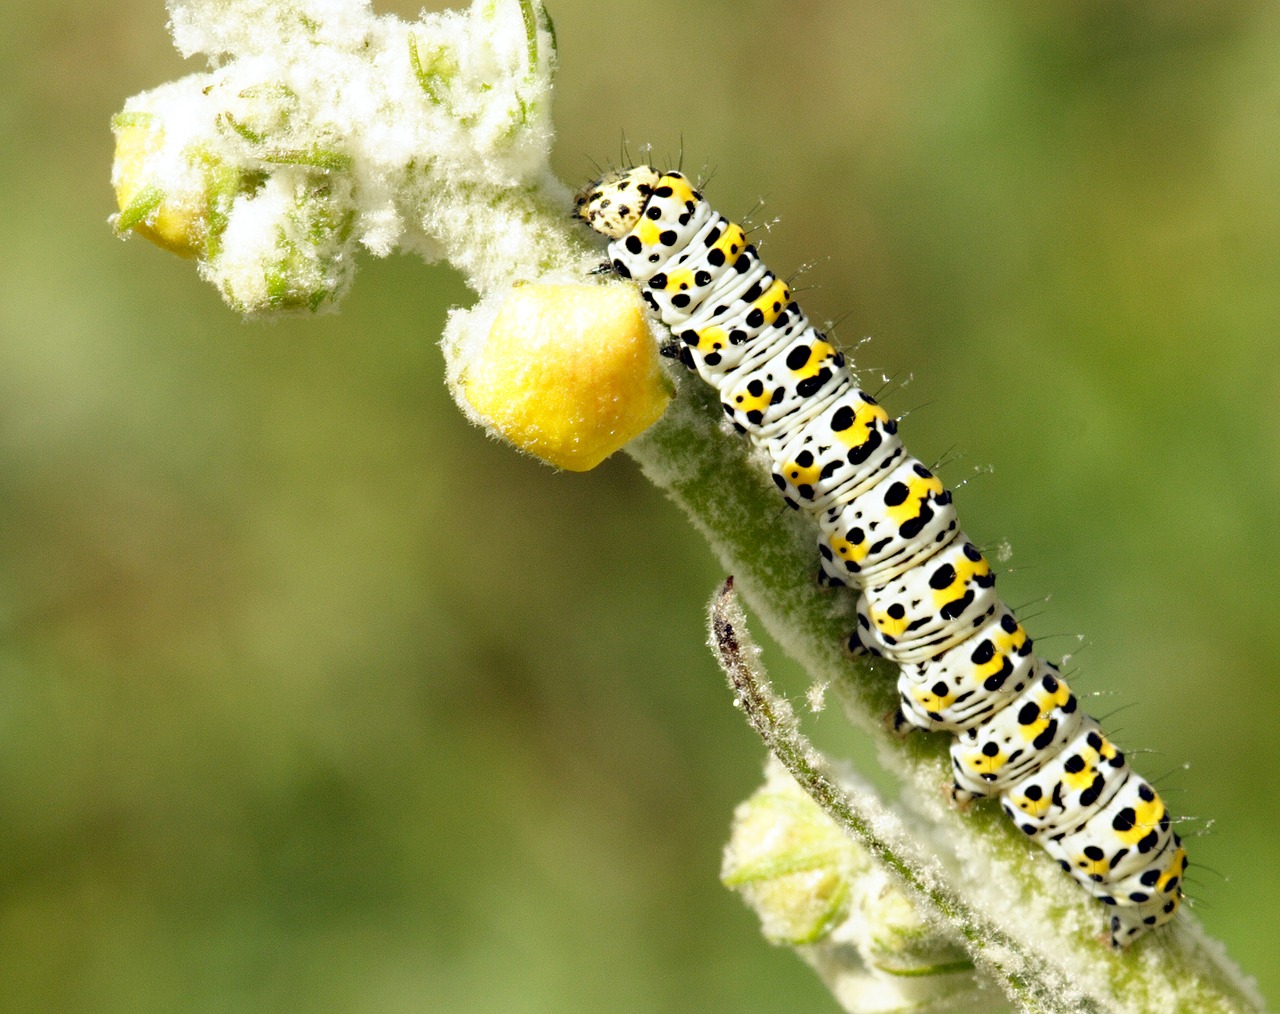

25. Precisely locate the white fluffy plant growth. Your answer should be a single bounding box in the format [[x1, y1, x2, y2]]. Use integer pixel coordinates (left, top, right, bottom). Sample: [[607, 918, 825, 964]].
[[109, 2, 1262, 1011], [111, 0, 580, 310]]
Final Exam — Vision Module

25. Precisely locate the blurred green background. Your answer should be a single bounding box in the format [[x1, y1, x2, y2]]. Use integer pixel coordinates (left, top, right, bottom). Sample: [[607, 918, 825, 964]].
[[1, 0, 1276, 1009]]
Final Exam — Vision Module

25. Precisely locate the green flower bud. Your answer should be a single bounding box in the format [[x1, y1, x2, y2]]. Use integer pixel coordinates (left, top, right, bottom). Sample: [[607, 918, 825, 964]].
[[724, 761, 1001, 1013]]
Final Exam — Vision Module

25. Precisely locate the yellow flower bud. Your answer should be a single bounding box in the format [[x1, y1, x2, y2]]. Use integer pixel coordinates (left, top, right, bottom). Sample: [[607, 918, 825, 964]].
[[110, 113, 207, 259], [461, 283, 672, 471]]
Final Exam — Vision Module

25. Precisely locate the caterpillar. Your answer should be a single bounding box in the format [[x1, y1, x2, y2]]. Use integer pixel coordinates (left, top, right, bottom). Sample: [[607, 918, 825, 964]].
[[574, 165, 1186, 948]]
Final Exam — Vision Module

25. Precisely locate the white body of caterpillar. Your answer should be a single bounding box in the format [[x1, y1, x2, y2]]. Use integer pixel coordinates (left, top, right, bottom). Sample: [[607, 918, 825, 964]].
[[576, 166, 1185, 947]]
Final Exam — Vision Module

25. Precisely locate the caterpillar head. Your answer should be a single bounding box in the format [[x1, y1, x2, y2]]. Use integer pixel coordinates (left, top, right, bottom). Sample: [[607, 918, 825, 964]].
[[574, 165, 661, 238]]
